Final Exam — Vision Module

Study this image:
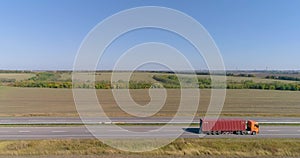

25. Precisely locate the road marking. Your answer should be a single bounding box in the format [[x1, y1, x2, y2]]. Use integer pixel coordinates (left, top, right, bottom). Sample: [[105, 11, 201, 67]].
[[260, 134, 299, 136], [297, 130, 300, 132], [0, 135, 93, 138], [18, 131, 31, 133], [266, 130, 280, 132], [51, 131, 67, 133]]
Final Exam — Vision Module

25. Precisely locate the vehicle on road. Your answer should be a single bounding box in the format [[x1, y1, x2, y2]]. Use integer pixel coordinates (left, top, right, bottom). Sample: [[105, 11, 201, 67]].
[[199, 118, 259, 135]]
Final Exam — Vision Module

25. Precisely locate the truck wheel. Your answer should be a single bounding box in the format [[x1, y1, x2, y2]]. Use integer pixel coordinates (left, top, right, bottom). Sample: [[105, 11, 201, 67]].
[[251, 131, 257, 135]]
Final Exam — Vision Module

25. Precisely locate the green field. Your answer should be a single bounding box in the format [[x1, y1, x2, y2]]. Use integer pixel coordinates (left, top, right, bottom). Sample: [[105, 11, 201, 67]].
[[0, 87, 299, 117], [0, 138, 299, 157]]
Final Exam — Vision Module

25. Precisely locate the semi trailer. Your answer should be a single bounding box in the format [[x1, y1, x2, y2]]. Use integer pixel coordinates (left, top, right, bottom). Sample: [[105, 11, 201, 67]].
[[199, 118, 259, 135]]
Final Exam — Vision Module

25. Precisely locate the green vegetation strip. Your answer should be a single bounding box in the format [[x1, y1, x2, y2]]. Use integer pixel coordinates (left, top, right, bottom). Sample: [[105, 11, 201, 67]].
[[153, 74, 300, 91], [4, 71, 300, 91], [0, 138, 299, 157]]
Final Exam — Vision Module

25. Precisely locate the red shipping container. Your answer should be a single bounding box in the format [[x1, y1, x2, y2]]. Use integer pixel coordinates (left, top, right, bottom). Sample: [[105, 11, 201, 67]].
[[200, 119, 246, 132]]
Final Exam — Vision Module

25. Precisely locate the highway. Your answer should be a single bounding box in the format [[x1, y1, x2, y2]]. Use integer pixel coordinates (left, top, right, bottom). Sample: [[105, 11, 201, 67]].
[[0, 117, 299, 140], [0, 125, 299, 140]]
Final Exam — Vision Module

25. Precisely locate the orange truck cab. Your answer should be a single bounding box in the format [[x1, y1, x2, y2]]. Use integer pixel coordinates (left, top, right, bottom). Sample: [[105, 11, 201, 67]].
[[247, 120, 260, 135]]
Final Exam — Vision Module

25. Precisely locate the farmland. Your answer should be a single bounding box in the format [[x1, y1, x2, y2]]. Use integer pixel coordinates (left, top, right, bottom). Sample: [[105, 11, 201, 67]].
[[0, 71, 299, 158], [0, 73, 35, 81], [0, 87, 299, 117], [0, 71, 300, 117]]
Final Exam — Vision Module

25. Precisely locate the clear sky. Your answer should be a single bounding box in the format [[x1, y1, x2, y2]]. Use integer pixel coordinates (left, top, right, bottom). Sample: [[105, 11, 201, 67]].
[[0, 0, 299, 70]]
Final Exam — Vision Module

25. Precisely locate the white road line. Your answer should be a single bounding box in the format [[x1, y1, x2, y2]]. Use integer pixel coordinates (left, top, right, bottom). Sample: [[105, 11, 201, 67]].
[[0, 135, 92, 137], [259, 134, 299, 136], [18, 131, 31, 133], [297, 130, 300, 132], [51, 131, 67, 133], [266, 130, 280, 132], [259, 120, 268, 122]]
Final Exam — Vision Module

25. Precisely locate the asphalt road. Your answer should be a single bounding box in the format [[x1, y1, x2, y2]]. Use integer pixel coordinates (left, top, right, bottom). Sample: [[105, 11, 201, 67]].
[[0, 117, 299, 140], [0, 125, 299, 140], [0, 117, 300, 124]]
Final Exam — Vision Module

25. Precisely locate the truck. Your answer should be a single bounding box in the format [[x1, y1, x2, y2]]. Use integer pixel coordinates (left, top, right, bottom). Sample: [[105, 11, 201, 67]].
[[199, 118, 259, 135]]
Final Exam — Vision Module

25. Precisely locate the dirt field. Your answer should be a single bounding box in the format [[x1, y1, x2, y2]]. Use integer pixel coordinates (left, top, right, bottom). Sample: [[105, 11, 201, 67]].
[[0, 87, 299, 117], [0, 73, 35, 81]]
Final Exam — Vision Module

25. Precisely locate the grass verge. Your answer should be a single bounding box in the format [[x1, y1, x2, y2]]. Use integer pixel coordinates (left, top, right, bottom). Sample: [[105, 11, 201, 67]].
[[0, 138, 299, 157]]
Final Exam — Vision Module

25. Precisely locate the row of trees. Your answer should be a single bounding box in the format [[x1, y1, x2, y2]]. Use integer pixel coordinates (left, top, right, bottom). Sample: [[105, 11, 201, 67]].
[[227, 80, 300, 91], [6, 73, 300, 91], [10, 79, 300, 91], [0, 70, 32, 73], [152, 75, 300, 91], [265, 75, 300, 81], [226, 73, 256, 77], [12, 80, 154, 89], [95, 81, 153, 89], [13, 81, 73, 88]]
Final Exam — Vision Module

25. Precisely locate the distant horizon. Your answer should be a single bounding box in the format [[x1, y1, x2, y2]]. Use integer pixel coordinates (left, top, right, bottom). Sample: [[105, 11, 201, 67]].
[[1, 69, 300, 72]]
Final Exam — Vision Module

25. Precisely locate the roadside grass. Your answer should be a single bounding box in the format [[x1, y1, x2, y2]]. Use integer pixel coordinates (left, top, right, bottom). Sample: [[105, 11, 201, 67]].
[[0, 87, 300, 117], [0, 138, 298, 157]]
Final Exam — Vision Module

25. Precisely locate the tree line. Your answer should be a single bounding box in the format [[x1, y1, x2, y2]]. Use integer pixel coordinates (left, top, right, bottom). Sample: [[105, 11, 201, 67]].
[[265, 75, 300, 81], [12, 80, 153, 89], [4, 72, 300, 91], [152, 75, 300, 91]]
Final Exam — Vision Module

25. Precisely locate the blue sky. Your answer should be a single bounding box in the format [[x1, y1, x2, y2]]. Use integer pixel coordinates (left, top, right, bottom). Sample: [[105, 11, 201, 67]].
[[0, 0, 299, 70]]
